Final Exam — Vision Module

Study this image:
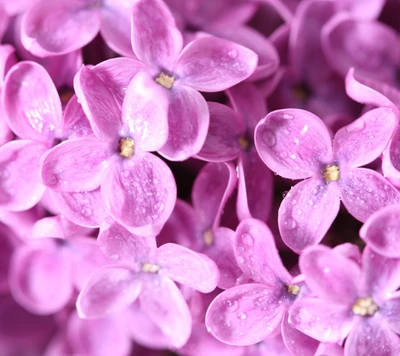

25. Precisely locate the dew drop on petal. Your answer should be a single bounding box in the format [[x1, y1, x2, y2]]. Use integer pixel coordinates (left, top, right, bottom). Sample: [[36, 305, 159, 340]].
[[228, 300, 239, 311], [346, 119, 365, 133], [237, 312, 247, 320], [262, 130, 276, 147], [81, 206, 92, 217], [241, 233, 254, 247], [284, 217, 297, 230], [282, 113, 294, 120], [228, 49, 238, 58], [237, 256, 245, 264]]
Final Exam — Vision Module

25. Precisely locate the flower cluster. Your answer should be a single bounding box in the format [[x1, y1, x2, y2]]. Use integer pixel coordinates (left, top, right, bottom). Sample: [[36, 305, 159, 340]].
[[1, 0, 400, 355]]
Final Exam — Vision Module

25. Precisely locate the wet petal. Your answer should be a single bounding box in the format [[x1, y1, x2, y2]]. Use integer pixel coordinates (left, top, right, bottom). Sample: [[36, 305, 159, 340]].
[[0, 140, 47, 211], [61, 95, 93, 139], [157, 243, 219, 293], [205, 283, 285, 345], [121, 71, 169, 152], [278, 179, 341, 253], [338, 168, 400, 222], [380, 293, 400, 335], [77, 265, 142, 319], [139, 276, 192, 348], [255, 109, 333, 180], [41, 138, 110, 192], [300, 245, 360, 303], [159, 84, 209, 161], [333, 108, 396, 168], [131, 0, 182, 68], [101, 153, 176, 237], [2, 61, 62, 142], [176, 36, 258, 92], [21, 0, 100, 56]]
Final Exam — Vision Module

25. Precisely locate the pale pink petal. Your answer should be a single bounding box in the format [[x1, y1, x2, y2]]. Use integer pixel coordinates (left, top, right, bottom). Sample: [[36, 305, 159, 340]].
[[255, 109, 333, 180], [338, 168, 400, 222], [121, 71, 169, 152], [360, 204, 400, 258], [335, 0, 385, 20], [50, 188, 108, 228], [345, 319, 400, 356], [300, 245, 360, 303], [139, 276, 192, 348], [333, 108, 396, 168], [383, 126, 400, 188], [156, 243, 219, 292], [2, 61, 62, 142], [131, 0, 183, 68], [159, 84, 209, 161], [0, 140, 47, 211], [278, 179, 341, 252], [196, 102, 244, 162], [21, 0, 100, 56], [77, 265, 142, 319], [101, 153, 176, 236], [41, 138, 110, 192], [32, 215, 91, 238], [205, 284, 285, 345], [98, 219, 157, 263], [235, 218, 291, 285], [288, 298, 354, 343], [74, 66, 122, 141], [9, 239, 73, 314], [176, 36, 257, 92], [380, 293, 400, 335], [61, 95, 93, 139], [0, 44, 16, 81]]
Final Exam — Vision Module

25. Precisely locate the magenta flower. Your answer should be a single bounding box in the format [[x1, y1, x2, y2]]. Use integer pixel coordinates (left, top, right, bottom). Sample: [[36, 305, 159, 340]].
[[255, 107, 400, 252], [41, 66, 176, 236], [289, 245, 400, 355], [77, 220, 219, 348]]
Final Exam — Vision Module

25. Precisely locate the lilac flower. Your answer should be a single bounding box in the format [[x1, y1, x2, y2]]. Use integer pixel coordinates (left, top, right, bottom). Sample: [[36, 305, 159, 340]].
[[21, 0, 135, 57], [255, 107, 400, 252], [77, 220, 219, 348], [41, 66, 176, 236], [289, 245, 400, 355]]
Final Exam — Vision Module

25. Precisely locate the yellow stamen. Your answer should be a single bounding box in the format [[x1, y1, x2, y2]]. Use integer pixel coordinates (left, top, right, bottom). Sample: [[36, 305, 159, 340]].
[[118, 137, 135, 158], [203, 229, 214, 246], [155, 72, 175, 89], [142, 263, 161, 273], [238, 135, 250, 151], [352, 297, 378, 316], [285, 283, 300, 295], [323, 164, 340, 183]]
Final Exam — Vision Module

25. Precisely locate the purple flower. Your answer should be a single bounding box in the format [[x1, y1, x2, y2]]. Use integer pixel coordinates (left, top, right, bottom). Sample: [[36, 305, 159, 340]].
[[289, 245, 400, 355], [255, 107, 400, 252], [41, 66, 176, 236]]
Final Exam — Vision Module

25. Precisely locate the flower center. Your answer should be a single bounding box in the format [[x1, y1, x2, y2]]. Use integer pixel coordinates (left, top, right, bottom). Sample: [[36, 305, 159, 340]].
[[352, 296, 378, 316], [118, 137, 135, 158], [142, 263, 161, 273], [238, 135, 250, 151], [323, 164, 340, 183], [155, 72, 175, 89], [203, 229, 214, 246], [285, 283, 300, 295]]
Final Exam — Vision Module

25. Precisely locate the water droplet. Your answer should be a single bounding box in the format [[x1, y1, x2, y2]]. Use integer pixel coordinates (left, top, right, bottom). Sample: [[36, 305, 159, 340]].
[[228, 49, 238, 58], [282, 113, 294, 120], [110, 253, 119, 260], [347, 119, 365, 133], [237, 312, 247, 320], [241, 233, 254, 247], [237, 256, 245, 264], [290, 154, 296, 159], [300, 125, 309, 135], [262, 130, 276, 147], [282, 191, 288, 198], [284, 217, 297, 230], [154, 202, 164, 214], [323, 267, 330, 273], [228, 300, 239, 311], [81, 206, 92, 217], [284, 129, 290, 135]]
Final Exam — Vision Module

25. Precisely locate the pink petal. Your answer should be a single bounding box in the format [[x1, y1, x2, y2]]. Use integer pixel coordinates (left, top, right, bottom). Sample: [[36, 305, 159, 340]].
[[380, 293, 400, 335], [101, 153, 176, 236], [288, 298, 353, 343], [31, 215, 91, 238], [76, 265, 142, 319], [21, 0, 100, 56], [2, 61, 62, 142], [0, 6, 8, 41], [0, 140, 47, 211], [50, 188, 108, 228], [156, 243, 219, 293], [345, 319, 400, 356], [74, 66, 122, 141], [360, 204, 400, 258], [278, 179, 341, 252], [98, 219, 157, 263], [159, 84, 209, 161], [300, 245, 360, 303], [0, 44, 16, 81], [121, 71, 169, 152], [205, 284, 285, 345], [196, 102, 244, 162], [335, 0, 385, 20], [61, 95, 94, 139], [131, 0, 183, 69], [176, 36, 257, 92], [139, 276, 192, 348], [383, 126, 400, 188], [333, 108, 396, 168], [9, 239, 73, 314], [255, 109, 333, 180], [41, 138, 110, 192], [235, 218, 291, 285], [338, 168, 400, 222]]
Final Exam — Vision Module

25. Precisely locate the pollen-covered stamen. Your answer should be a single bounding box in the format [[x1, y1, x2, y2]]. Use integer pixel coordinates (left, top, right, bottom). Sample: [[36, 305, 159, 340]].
[[352, 296, 378, 316], [285, 283, 300, 296], [142, 263, 161, 273], [118, 137, 135, 158], [323, 164, 340, 183], [155, 72, 175, 89], [238, 135, 250, 151], [203, 229, 214, 246]]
